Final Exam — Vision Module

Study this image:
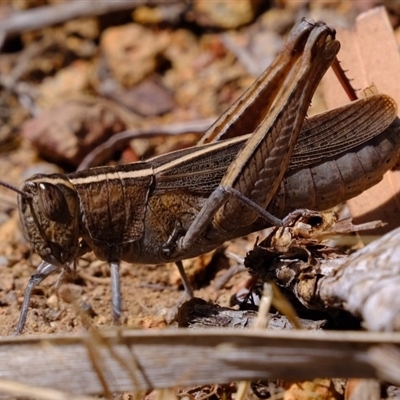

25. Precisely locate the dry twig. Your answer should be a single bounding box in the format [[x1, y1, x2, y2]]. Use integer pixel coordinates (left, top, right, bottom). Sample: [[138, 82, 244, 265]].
[[78, 119, 215, 170], [0, 0, 183, 39], [0, 329, 400, 397]]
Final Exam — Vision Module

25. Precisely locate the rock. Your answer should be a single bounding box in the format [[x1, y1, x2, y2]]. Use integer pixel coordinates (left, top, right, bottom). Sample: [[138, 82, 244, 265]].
[[191, 0, 263, 29], [101, 23, 169, 87], [21, 99, 127, 166], [101, 75, 175, 116]]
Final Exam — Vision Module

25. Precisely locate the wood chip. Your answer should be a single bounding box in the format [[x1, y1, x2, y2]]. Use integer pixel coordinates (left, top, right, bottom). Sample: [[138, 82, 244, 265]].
[[322, 7, 400, 234]]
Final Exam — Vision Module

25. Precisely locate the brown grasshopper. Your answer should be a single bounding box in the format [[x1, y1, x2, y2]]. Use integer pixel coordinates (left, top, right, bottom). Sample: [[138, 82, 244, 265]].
[[2, 19, 399, 334]]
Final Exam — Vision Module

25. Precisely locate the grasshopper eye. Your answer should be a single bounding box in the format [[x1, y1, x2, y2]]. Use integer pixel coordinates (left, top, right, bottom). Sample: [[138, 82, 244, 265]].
[[38, 182, 71, 223]]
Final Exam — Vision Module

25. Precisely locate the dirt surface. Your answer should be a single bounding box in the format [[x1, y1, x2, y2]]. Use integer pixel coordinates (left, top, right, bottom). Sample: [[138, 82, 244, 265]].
[[1, 1, 400, 399]]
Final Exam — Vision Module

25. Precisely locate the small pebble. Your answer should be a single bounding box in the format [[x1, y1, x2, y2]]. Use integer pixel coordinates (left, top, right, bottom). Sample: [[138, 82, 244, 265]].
[[46, 293, 59, 310], [0, 255, 9, 266], [58, 283, 83, 304]]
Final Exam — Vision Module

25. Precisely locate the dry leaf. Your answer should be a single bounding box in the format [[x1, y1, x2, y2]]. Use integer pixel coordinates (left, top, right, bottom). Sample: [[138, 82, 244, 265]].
[[284, 379, 341, 400]]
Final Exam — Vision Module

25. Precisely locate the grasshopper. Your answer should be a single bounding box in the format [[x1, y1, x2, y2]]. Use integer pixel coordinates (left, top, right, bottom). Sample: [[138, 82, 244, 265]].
[[2, 19, 399, 334]]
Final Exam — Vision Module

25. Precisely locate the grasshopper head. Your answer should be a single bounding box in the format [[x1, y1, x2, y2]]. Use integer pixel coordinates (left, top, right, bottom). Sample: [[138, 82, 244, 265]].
[[18, 174, 80, 266]]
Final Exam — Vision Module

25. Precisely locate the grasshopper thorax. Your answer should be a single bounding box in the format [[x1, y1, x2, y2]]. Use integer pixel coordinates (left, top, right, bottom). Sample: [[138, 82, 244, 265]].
[[18, 174, 80, 266]]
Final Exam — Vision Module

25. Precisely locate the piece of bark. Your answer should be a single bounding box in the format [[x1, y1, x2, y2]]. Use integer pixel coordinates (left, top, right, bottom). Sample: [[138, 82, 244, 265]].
[[322, 7, 400, 234], [177, 298, 326, 330], [245, 210, 400, 331], [317, 226, 400, 331]]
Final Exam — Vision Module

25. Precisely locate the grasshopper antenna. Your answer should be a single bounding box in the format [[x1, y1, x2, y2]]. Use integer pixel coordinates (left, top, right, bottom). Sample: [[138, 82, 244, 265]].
[[0, 180, 32, 199]]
